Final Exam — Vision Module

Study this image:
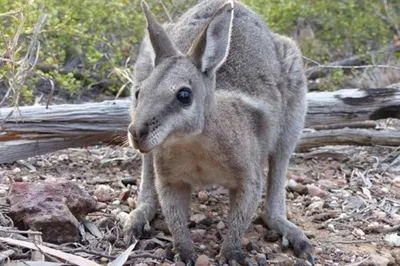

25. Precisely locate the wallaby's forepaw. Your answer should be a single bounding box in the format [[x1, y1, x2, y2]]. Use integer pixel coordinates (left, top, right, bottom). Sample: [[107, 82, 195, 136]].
[[282, 234, 314, 265], [217, 249, 255, 266], [122, 209, 150, 245], [174, 251, 197, 266]]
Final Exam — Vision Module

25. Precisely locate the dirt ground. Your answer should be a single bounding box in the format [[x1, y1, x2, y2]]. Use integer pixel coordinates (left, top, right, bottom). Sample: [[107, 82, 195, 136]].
[[1, 142, 400, 265]]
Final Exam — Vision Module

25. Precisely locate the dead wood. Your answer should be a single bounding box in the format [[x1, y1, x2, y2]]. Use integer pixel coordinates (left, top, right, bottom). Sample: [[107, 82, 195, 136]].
[[0, 87, 400, 163], [297, 128, 400, 152], [305, 44, 400, 80]]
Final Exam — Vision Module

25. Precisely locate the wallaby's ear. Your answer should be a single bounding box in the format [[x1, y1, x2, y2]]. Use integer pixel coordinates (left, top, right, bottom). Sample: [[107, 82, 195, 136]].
[[141, 1, 179, 65], [187, 1, 234, 75]]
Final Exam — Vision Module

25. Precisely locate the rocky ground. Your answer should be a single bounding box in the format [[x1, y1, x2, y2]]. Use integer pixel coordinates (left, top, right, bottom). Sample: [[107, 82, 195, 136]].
[[0, 143, 400, 266]]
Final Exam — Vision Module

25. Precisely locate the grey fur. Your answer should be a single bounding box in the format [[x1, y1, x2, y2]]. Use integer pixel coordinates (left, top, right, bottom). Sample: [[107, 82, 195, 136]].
[[124, 0, 313, 265]]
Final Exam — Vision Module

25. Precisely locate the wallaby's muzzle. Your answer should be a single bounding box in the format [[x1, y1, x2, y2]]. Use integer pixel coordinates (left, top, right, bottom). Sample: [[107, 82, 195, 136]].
[[128, 122, 150, 153]]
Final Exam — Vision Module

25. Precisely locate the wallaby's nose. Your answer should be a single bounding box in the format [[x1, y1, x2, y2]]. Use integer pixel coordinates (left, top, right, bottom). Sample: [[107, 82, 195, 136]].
[[129, 123, 149, 141]]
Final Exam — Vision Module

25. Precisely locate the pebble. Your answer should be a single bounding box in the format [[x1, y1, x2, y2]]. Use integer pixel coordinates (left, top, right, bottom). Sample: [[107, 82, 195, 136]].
[[195, 254, 210, 266], [136, 263, 148, 266], [0, 188, 7, 197], [119, 188, 131, 201], [58, 154, 69, 161], [191, 229, 206, 242], [190, 213, 207, 224], [111, 200, 121, 205], [360, 254, 390, 266], [352, 228, 365, 237], [217, 221, 225, 230], [307, 184, 324, 197], [264, 230, 280, 242], [392, 177, 400, 188], [127, 197, 136, 208], [198, 190, 208, 201], [94, 185, 114, 202], [12, 167, 21, 174], [175, 262, 186, 266]]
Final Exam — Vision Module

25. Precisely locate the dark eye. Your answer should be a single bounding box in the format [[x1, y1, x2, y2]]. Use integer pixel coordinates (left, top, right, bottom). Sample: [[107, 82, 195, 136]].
[[135, 89, 140, 100], [176, 88, 191, 104]]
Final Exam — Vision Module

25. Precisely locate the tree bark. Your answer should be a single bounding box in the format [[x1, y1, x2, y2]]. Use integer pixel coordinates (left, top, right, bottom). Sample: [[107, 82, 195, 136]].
[[1, 87, 399, 163], [297, 129, 400, 152]]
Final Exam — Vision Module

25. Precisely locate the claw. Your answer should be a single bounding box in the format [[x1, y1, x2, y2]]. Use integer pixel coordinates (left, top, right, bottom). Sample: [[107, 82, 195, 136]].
[[217, 251, 255, 266], [174, 251, 197, 266]]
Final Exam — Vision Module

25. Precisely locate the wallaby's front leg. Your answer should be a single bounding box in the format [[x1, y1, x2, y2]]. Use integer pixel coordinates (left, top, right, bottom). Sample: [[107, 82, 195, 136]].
[[263, 151, 314, 265], [156, 181, 196, 265], [123, 154, 158, 244], [219, 175, 263, 266]]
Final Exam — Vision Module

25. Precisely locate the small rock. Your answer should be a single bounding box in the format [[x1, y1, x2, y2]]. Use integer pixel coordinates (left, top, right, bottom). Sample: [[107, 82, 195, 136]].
[[307, 201, 324, 213], [317, 179, 337, 189], [352, 228, 365, 237], [127, 197, 136, 208], [190, 213, 207, 224], [199, 244, 207, 251], [254, 224, 264, 233], [12, 167, 21, 174], [323, 169, 335, 178], [392, 177, 400, 188], [191, 229, 206, 243], [294, 259, 312, 266], [256, 253, 267, 266], [7, 181, 97, 244], [306, 184, 324, 197], [135, 263, 148, 266], [111, 200, 121, 205], [372, 211, 386, 220], [121, 178, 136, 186], [198, 190, 208, 202], [217, 221, 225, 230], [119, 188, 131, 201], [199, 204, 207, 210], [264, 230, 280, 242], [58, 154, 69, 161], [94, 185, 114, 202], [384, 233, 400, 247], [241, 238, 250, 246], [175, 261, 186, 266], [381, 187, 389, 193], [0, 188, 7, 197], [360, 254, 390, 266], [195, 254, 210, 266]]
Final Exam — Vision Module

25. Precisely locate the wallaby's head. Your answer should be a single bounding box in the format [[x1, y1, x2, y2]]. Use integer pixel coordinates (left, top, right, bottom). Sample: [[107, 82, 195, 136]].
[[128, 1, 234, 153]]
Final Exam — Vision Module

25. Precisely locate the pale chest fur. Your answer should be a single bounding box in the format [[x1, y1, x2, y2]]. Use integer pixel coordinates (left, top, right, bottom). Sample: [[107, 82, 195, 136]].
[[153, 135, 240, 189]]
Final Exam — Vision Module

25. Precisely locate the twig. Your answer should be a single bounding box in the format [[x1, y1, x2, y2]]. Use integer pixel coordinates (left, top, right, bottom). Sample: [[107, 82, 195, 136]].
[[0, 227, 42, 236], [304, 56, 400, 71], [321, 238, 381, 244]]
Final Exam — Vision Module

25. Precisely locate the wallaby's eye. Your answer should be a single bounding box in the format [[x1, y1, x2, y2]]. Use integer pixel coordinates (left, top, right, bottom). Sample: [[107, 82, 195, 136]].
[[135, 89, 140, 100], [176, 88, 191, 104]]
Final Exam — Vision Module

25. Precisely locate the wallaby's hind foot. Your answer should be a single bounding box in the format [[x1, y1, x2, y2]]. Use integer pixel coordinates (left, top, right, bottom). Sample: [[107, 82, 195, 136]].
[[174, 253, 197, 266], [216, 250, 254, 266], [263, 216, 314, 265]]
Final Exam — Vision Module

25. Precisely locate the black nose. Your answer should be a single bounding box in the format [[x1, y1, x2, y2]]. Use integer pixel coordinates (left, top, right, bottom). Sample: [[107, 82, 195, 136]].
[[129, 123, 149, 141]]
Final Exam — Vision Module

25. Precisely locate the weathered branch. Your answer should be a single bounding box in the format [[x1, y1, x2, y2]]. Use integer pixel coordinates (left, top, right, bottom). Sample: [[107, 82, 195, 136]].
[[305, 44, 400, 80], [297, 129, 400, 152], [0, 87, 399, 163]]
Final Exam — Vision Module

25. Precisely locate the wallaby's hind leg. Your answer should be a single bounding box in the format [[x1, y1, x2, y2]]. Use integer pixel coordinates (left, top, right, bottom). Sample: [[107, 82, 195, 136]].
[[218, 172, 263, 266], [123, 154, 158, 244], [263, 135, 314, 264], [156, 181, 196, 265]]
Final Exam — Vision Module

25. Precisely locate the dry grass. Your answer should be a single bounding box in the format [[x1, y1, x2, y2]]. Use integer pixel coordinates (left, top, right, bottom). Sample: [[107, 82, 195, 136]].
[[0, 7, 46, 107]]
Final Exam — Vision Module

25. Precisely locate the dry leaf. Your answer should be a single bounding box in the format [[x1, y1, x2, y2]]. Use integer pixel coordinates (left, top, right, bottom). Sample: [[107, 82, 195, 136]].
[[0, 237, 101, 266]]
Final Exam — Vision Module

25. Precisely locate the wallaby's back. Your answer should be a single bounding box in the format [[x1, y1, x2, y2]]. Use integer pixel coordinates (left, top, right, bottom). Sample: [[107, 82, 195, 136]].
[[135, 0, 307, 104]]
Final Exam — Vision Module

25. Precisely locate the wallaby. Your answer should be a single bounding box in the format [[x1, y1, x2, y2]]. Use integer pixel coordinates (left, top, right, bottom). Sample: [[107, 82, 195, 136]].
[[124, 0, 313, 265]]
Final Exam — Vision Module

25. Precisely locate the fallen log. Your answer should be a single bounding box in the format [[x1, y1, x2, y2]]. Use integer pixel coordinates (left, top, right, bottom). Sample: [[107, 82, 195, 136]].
[[297, 128, 400, 152], [0, 87, 399, 163]]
